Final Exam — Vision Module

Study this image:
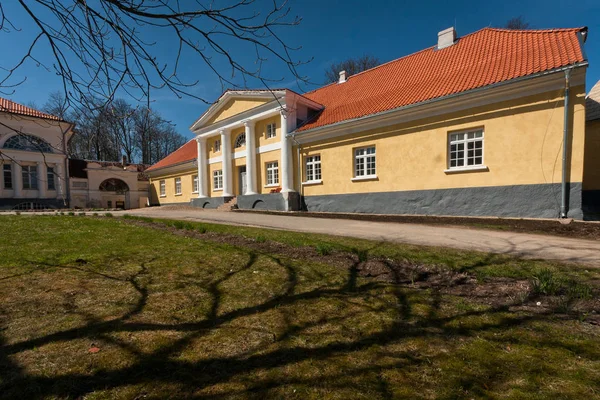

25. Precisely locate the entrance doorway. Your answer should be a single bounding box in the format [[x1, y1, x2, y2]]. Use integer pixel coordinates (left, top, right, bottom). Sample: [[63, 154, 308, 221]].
[[238, 166, 247, 195]]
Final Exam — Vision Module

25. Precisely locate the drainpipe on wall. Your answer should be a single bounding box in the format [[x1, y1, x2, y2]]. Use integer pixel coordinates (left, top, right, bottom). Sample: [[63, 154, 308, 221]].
[[560, 68, 572, 218]]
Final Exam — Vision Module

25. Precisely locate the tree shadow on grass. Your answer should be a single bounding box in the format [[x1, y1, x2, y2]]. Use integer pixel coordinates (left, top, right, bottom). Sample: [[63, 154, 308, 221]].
[[0, 240, 594, 399]]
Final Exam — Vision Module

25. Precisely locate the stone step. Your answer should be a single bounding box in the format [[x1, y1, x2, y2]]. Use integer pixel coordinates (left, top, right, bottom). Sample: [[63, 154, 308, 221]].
[[216, 196, 237, 212]]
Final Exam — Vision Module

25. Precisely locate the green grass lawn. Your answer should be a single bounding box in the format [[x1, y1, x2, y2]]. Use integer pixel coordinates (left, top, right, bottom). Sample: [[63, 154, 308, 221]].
[[0, 215, 599, 399]]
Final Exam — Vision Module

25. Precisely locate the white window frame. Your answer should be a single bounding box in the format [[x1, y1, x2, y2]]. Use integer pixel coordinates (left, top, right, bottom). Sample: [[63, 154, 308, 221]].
[[265, 161, 279, 187], [234, 133, 246, 148], [446, 129, 486, 172], [304, 155, 322, 184], [47, 167, 55, 191], [22, 165, 38, 190], [213, 169, 223, 190], [353, 146, 376, 180], [214, 139, 221, 153], [266, 123, 277, 139], [159, 180, 166, 197], [192, 174, 198, 193], [174, 177, 182, 195], [3, 164, 13, 189]]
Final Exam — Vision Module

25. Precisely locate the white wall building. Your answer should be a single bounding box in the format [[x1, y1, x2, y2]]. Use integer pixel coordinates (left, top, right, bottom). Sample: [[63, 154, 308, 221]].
[[69, 158, 149, 209], [0, 98, 73, 210]]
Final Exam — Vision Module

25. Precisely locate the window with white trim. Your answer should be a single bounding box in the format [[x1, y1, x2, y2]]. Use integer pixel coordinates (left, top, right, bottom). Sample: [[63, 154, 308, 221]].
[[213, 170, 223, 190], [234, 133, 246, 148], [159, 180, 166, 197], [214, 139, 221, 153], [354, 146, 376, 178], [266, 123, 277, 139], [174, 177, 182, 195], [449, 129, 484, 168], [22, 165, 38, 190], [3, 164, 12, 189], [192, 175, 198, 193], [305, 155, 321, 182], [47, 167, 55, 190], [266, 161, 279, 186]]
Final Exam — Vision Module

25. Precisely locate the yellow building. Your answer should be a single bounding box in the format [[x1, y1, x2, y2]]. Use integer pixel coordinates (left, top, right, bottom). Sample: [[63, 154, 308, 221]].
[[146, 26, 600, 219]]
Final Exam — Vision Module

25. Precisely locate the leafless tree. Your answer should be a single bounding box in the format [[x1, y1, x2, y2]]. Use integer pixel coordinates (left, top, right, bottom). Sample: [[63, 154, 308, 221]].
[[324, 55, 380, 84], [505, 16, 530, 30], [0, 1, 310, 110]]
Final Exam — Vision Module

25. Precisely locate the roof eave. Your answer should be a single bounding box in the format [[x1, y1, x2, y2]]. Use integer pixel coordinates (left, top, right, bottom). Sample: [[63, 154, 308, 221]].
[[294, 62, 589, 138]]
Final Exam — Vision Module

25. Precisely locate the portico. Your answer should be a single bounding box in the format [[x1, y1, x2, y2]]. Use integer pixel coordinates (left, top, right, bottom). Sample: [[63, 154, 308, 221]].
[[146, 89, 323, 210]]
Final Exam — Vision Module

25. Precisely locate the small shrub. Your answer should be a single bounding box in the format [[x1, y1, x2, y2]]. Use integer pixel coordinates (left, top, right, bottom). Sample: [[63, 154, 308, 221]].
[[122, 214, 132, 219], [78, 212, 86, 216], [197, 225, 208, 234], [68, 211, 75, 216], [172, 220, 185, 229], [15, 211, 21, 216], [565, 280, 593, 300], [531, 268, 562, 296], [315, 243, 333, 256], [255, 235, 266, 243], [93, 213, 99, 216], [60, 212, 65, 215], [105, 212, 113, 217]]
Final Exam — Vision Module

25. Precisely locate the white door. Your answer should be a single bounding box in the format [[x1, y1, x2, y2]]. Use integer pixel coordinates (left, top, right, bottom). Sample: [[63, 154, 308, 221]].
[[240, 171, 247, 195]]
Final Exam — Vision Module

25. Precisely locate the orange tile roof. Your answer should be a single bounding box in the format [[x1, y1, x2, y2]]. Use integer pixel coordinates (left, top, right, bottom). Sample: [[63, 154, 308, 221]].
[[298, 27, 587, 131], [149, 27, 587, 171], [146, 139, 197, 172], [0, 97, 63, 121]]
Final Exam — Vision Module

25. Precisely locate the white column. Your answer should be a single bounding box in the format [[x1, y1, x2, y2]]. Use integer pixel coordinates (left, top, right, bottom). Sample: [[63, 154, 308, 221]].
[[56, 162, 65, 200], [37, 161, 47, 199], [243, 120, 258, 195], [196, 138, 208, 198], [280, 109, 294, 193], [13, 162, 23, 198], [220, 129, 233, 197]]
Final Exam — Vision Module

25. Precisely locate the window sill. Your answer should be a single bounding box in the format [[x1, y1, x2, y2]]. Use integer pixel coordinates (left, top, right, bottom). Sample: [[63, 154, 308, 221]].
[[160, 195, 166, 198], [192, 191, 198, 194], [351, 175, 378, 182], [444, 165, 489, 174], [174, 193, 182, 196], [264, 184, 280, 188], [213, 188, 223, 192], [302, 180, 322, 186]]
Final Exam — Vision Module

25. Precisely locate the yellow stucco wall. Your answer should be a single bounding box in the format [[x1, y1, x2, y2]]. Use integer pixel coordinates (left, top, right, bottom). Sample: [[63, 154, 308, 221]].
[[257, 149, 282, 194], [149, 169, 197, 204], [208, 162, 223, 197], [299, 85, 587, 196], [584, 119, 600, 190], [205, 98, 270, 125], [255, 115, 281, 147]]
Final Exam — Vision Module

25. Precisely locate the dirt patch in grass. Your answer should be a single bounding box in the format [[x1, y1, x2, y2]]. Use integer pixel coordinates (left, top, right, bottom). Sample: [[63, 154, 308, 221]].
[[235, 209, 600, 240], [123, 218, 600, 322]]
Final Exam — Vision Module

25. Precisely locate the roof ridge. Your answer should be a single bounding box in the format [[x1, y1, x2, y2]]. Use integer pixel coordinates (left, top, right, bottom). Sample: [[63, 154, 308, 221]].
[[302, 26, 586, 97], [0, 96, 64, 121], [302, 27, 498, 95], [482, 26, 586, 34]]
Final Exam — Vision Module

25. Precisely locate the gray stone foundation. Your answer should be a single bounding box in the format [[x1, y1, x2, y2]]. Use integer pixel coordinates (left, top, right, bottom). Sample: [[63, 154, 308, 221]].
[[237, 192, 301, 212], [302, 183, 586, 219], [0, 198, 67, 210], [190, 197, 228, 209]]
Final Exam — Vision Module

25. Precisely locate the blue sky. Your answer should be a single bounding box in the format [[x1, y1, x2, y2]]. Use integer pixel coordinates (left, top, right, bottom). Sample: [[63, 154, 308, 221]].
[[1, 0, 599, 140]]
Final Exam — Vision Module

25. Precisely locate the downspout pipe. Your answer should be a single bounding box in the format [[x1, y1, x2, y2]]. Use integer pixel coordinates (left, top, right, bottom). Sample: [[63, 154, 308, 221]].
[[560, 68, 572, 218]]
